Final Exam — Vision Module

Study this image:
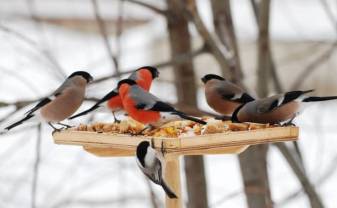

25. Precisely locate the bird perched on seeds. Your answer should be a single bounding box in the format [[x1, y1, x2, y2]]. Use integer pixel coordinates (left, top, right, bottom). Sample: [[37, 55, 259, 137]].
[[231, 89, 337, 125], [69, 66, 159, 122], [201, 74, 254, 116], [118, 79, 206, 130], [3, 71, 93, 131], [136, 140, 177, 198]]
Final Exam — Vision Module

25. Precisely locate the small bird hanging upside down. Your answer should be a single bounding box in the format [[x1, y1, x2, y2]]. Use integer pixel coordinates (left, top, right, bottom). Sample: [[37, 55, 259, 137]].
[[136, 140, 177, 198]]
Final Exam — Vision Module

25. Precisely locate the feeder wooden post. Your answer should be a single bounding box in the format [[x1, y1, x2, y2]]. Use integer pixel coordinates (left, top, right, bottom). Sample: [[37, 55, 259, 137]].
[[165, 156, 182, 208]]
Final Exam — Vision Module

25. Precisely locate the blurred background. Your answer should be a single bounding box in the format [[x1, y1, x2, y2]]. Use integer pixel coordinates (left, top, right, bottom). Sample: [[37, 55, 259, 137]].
[[0, 0, 337, 207]]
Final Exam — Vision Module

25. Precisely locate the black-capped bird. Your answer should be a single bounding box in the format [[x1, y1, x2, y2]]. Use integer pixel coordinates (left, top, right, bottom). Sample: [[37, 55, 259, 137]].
[[201, 74, 254, 116], [136, 141, 177, 198], [3, 71, 93, 131], [117, 79, 206, 129], [69, 66, 159, 122], [232, 90, 337, 125]]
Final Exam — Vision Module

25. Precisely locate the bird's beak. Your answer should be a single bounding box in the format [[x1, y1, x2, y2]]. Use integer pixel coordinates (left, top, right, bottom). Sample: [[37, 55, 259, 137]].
[[155, 70, 160, 78], [88, 75, 94, 83], [201, 77, 206, 84]]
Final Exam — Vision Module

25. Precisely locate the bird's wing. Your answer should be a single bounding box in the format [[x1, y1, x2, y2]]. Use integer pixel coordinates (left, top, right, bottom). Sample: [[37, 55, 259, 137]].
[[137, 157, 162, 185], [24, 80, 74, 115], [129, 85, 164, 111], [51, 78, 73, 97], [216, 81, 254, 103], [255, 90, 314, 114]]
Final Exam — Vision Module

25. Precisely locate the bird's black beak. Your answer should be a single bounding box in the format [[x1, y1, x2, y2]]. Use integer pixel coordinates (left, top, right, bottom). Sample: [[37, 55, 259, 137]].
[[88, 75, 94, 83], [201, 77, 207, 84], [154, 70, 160, 78]]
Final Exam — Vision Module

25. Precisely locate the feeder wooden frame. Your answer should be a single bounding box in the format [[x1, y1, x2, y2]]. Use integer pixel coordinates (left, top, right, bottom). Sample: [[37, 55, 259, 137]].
[[53, 126, 299, 208]]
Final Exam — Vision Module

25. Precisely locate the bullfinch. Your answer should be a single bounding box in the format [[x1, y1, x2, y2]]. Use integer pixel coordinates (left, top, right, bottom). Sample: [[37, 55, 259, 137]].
[[4, 71, 93, 131], [232, 89, 337, 125], [69, 66, 159, 122], [117, 79, 207, 129], [201, 74, 254, 116], [136, 140, 177, 198]]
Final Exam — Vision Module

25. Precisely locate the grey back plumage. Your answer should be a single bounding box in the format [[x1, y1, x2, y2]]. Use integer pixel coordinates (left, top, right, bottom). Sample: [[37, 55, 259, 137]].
[[129, 85, 159, 110], [213, 79, 244, 98]]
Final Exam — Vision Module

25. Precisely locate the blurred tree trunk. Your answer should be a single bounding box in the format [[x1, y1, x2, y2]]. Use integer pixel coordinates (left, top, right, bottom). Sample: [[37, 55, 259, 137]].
[[239, 1, 273, 208], [166, 1, 209, 208], [210, 0, 243, 82], [211, 1, 273, 207]]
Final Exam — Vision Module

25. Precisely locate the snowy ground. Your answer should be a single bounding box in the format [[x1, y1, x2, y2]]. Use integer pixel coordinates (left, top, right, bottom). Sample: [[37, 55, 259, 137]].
[[1, 0, 337, 207]]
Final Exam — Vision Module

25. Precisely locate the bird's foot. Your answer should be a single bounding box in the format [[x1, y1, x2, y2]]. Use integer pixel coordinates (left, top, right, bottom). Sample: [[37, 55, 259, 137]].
[[51, 127, 65, 135], [114, 119, 121, 124], [282, 122, 296, 127], [214, 115, 231, 121], [112, 112, 121, 123], [57, 122, 73, 129]]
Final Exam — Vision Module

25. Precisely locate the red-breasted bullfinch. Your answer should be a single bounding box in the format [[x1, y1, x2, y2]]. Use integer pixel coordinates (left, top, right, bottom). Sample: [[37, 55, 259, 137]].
[[201, 74, 254, 116], [69, 66, 159, 122], [117, 79, 207, 129], [4, 71, 93, 131], [136, 141, 177, 198], [232, 90, 337, 125]]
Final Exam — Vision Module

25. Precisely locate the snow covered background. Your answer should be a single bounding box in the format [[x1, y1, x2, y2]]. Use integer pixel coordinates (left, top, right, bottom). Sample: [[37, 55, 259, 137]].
[[0, 0, 337, 207]]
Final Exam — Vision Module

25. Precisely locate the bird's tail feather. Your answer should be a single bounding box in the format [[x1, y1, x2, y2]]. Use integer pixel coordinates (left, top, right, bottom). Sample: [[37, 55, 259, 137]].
[[4, 114, 35, 131], [173, 111, 206, 125], [69, 105, 100, 119], [303, 96, 337, 102], [302, 89, 315, 94], [161, 180, 177, 198]]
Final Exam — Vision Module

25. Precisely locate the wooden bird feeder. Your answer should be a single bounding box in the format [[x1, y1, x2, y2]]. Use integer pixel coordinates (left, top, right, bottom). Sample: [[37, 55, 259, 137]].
[[53, 126, 299, 208]]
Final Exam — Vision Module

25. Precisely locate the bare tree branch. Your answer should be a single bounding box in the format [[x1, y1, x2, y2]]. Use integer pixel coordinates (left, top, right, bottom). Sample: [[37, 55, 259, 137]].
[[291, 43, 336, 90], [144, 177, 160, 208], [275, 143, 324, 208], [320, 0, 337, 35], [210, 190, 243, 208], [31, 124, 42, 208], [91, 0, 120, 77], [278, 152, 337, 207], [182, 0, 235, 81], [26, 0, 67, 79], [0, 25, 65, 80], [257, 0, 272, 97], [210, 0, 244, 84], [251, 0, 283, 93], [50, 195, 146, 208], [124, 0, 168, 16], [91, 45, 206, 84]]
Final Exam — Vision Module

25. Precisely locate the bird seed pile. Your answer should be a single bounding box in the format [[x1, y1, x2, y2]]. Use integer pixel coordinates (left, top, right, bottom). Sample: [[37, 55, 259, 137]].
[[73, 117, 273, 138]]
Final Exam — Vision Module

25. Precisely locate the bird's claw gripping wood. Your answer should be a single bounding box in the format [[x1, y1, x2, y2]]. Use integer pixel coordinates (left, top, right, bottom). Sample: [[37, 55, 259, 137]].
[[57, 122, 73, 129], [112, 112, 121, 123]]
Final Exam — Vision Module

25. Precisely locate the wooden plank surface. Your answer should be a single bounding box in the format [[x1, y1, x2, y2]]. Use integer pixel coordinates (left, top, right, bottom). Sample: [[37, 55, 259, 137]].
[[53, 126, 298, 157]]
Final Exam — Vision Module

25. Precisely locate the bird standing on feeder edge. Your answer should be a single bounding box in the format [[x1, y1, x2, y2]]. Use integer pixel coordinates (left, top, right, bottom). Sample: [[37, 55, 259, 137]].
[[231, 89, 337, 125], [3, 71, 93, 132], [201, 74, 254, 119], [117, 79, 207, 132], [69, 66, 159, 122]]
